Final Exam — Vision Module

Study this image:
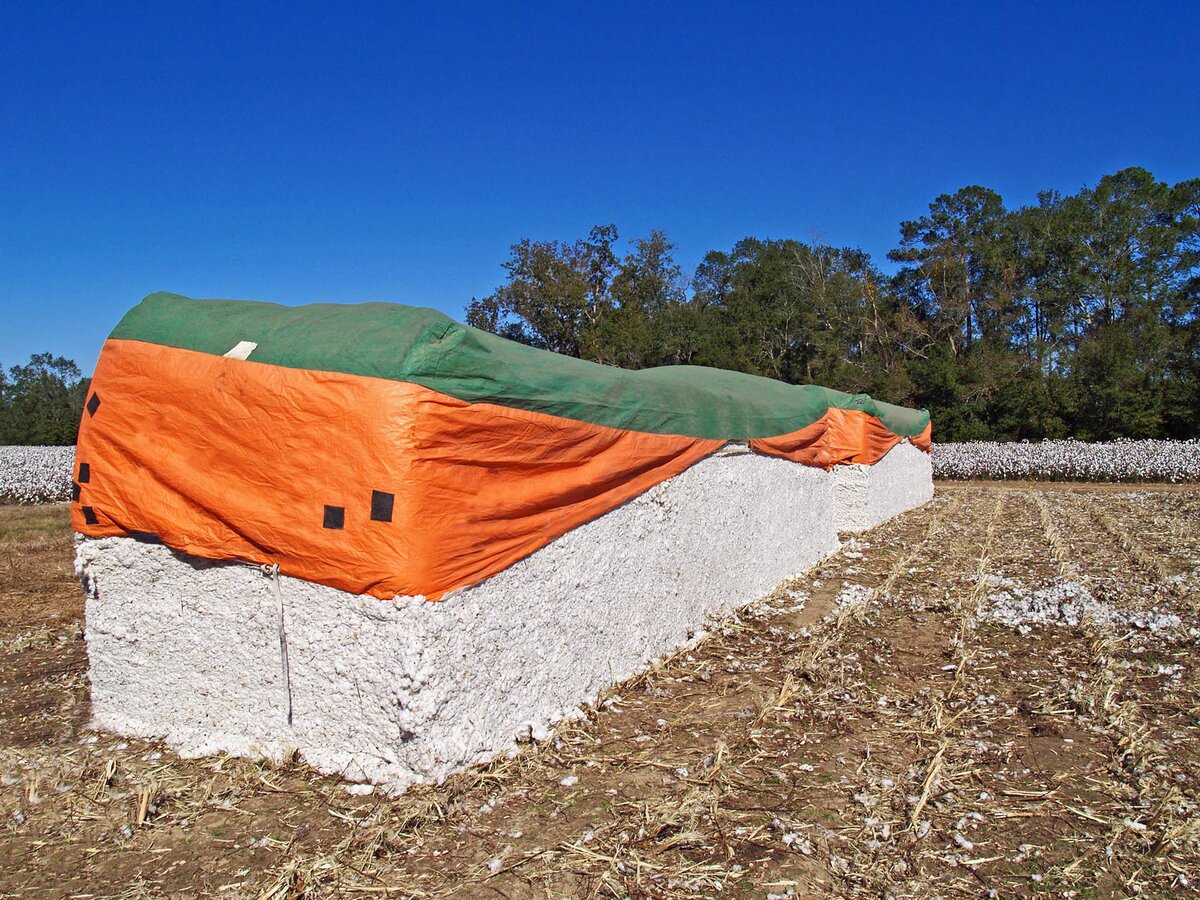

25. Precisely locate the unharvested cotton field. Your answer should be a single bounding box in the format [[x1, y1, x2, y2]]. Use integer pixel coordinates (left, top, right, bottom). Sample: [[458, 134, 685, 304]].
[[0, 446, 74, 504], [6, 441, 1200, 506], [2, 484, 1199, 898], [933, 438, 1200, 482]]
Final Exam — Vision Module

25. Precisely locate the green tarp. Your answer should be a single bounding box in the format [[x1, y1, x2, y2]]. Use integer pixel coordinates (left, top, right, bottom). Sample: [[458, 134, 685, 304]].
[[110, 292, 930, 440]]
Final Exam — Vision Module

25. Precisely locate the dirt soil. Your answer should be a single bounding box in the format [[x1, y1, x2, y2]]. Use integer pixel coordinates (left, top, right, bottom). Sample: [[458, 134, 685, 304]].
[[1, 485, 1199, 899]]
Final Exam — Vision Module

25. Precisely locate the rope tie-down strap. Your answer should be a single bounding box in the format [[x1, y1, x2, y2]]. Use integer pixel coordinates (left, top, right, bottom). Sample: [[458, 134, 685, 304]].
[[261, 563, 293, 725]]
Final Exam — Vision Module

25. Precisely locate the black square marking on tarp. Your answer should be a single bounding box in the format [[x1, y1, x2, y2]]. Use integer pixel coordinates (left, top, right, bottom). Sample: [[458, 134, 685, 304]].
[[78, 462, 90, 483], [86, 393, 101, 416], [323, 505, 345, 529], [82, 506, 98, 525], [71, 482, 80, 502], [370, 490, 394, 522]]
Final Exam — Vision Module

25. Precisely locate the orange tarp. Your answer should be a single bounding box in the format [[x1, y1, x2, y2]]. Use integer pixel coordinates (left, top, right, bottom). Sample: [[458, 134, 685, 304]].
[[73, 339, 723, 599], [73, 339, 931, 601], [749, 407, 932, 468]]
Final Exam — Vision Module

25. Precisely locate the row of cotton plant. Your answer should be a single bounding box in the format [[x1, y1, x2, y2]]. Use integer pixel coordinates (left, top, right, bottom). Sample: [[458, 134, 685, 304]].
[[0, 446, 76, 503], [933, 439, 1200, 482], [5, 439, 1199, 502]]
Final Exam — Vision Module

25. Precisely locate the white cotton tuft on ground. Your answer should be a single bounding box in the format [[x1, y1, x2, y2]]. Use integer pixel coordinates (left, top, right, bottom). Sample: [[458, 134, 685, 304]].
[[77, 446, 897, 793], [831, 441, 934, 533], [980, 576, 1183, 635]]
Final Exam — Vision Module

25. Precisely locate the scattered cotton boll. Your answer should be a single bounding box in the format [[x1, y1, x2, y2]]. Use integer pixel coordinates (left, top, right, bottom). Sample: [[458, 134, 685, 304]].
[[953, 833, 974, 851], [793, 835, 815, 855], [560, 775, 578, 787], [982, 579, 1183, 634], [343, 783, 374, 796], [487, 857, 503, 875], [830, 583, 875, 617]]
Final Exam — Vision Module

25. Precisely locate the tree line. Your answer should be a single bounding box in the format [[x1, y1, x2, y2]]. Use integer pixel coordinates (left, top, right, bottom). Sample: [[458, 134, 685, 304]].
[[468, 167, 1199, 441], [0, 354, 91, 445], [3, 167, 1196, 445]]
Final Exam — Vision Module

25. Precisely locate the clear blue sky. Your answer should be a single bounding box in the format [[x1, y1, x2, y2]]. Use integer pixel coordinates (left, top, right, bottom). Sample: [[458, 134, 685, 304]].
[[2, 1, 1197, 375]]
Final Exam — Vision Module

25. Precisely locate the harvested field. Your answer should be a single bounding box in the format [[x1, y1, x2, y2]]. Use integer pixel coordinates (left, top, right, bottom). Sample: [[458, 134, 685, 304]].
[[2, 485, 1199, 898]]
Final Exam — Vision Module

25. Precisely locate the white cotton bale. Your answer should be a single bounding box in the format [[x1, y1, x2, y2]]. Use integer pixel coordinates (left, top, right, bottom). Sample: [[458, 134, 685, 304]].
[[831, 441, 933, 533], [77, 446, 841, 793]]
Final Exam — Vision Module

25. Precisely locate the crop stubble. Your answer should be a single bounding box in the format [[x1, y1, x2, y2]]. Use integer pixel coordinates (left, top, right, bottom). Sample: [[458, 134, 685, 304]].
[[1, 484, 1198, 898]]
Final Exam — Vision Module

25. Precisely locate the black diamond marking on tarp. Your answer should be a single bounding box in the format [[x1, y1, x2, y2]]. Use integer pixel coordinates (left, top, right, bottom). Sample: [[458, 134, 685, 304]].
[[82, 506, 99, 525], [86, 393, 101, 416], [323, 505, 345, 529], [370, 490, 394, 523], [78, 462, 90, 483], [71, 483, 81, 502]]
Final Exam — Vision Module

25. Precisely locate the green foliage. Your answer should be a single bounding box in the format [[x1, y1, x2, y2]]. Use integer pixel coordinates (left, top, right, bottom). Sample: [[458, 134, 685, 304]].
[[0, 354, 90, 445], [464, 225, 622, 359], [471, 167, 1199, 441]]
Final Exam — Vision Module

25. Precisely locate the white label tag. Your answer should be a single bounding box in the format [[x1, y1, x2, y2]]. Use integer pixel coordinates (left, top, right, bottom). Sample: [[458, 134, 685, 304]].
[[224, 341, 259, 360]]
